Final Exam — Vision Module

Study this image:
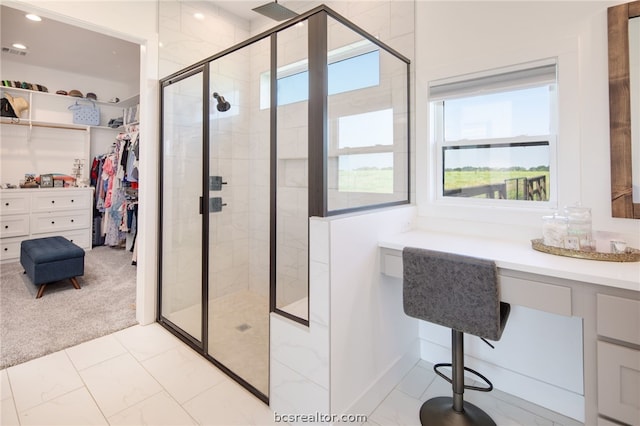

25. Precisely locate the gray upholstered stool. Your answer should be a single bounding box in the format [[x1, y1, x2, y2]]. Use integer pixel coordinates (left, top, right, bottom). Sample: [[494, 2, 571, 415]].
[[20, 236, 84, 299], [403, 247, 510, 426]]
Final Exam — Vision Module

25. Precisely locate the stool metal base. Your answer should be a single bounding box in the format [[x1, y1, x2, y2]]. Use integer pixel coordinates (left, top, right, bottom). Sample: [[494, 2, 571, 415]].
[[419, 397, 496, 426]]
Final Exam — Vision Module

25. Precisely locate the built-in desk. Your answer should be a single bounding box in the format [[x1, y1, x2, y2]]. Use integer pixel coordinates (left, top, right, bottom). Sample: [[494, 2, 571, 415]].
[[379, 230, 640, 425]]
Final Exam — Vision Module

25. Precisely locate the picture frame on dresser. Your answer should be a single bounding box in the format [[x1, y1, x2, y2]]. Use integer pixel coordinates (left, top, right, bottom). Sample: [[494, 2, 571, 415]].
[[40, 174, 53, 187]]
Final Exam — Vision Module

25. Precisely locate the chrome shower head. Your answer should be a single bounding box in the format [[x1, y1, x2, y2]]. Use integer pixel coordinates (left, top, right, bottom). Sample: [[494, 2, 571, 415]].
[[252, 0, 298, 21], [213, 92, 231, 112]]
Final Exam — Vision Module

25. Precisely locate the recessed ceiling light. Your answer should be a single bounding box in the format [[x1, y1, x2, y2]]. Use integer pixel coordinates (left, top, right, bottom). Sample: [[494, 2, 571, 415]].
[[25, 14, 42, 22], [12, 43, 28, 50], [194, 12, 205, 20]]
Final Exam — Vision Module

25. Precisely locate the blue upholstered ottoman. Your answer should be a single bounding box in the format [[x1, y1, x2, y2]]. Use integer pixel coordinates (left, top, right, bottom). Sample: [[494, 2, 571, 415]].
[[20, 236, 85, 298]]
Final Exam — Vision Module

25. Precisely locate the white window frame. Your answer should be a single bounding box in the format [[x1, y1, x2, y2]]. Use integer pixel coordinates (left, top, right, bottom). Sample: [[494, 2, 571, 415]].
[[429, 59, 559, 210]]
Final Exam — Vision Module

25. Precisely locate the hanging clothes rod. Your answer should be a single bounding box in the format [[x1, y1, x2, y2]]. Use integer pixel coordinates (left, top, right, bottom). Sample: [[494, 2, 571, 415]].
[[1, 118, 88, 131]]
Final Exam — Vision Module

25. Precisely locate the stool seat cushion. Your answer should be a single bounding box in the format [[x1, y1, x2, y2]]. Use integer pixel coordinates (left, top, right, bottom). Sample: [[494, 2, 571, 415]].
[[403, 247, 509, 341], [21, 236, 84, 263], [20, 236, 84, 287]]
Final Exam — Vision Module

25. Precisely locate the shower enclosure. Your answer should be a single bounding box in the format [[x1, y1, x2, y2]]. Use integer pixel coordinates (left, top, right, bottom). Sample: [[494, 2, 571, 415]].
[[158, 5, 410, 402]]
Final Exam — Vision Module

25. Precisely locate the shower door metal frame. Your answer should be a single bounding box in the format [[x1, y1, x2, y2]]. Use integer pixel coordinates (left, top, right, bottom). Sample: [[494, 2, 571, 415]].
[[158, 4, 412, 402], [158, 65, 209, 352], [159, 56, 271, 402]]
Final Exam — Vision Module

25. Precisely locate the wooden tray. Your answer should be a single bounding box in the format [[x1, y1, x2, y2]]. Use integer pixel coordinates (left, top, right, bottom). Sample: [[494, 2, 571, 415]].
[[531, 239, 640, 262]]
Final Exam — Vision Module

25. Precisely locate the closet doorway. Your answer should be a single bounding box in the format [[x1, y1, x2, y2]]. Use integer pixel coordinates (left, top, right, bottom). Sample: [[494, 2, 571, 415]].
[[159, 35, 271, 400], [1, 4, 141, 307]]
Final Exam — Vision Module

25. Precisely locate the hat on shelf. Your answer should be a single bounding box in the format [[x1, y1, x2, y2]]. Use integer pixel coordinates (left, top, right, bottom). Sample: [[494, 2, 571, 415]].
[[68, 89, 83, 98], [4, 93, 29, 117], [56, 90, 68, 96], [0, 80, 48, 92], [86, 92, 97, 101]]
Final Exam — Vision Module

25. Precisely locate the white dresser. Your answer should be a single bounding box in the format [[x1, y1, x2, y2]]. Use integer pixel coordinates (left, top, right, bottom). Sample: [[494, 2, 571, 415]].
[[0, 188, 93, 263]]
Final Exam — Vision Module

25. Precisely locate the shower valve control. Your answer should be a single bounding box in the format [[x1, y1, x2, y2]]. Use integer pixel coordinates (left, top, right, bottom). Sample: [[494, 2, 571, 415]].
[[209, 176, 228, 191], [209, 197, 227, 213]]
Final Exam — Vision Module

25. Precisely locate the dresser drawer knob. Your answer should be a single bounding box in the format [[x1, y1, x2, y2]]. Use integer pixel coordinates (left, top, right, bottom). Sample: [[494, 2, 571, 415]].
[[51, 221, 55, 224], [51, 200, 55, 204], [71, 199, 74, 203], [4, 202, 8, 206], [70, 219, 74, 223], [3, 247, 7, 251], [4, 225, 7, 229]]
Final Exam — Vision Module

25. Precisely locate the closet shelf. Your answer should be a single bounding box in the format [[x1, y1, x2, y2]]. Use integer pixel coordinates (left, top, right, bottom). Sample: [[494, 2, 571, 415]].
[[92, 125, 125, 131], [1, 118, 127, 132], [1, 86, 138, 107], [0, 117, 89, 131]]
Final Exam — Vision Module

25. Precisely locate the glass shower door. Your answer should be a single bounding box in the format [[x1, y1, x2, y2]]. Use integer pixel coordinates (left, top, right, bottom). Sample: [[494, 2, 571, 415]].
[[207, 38, 271, 397], [160, 69, 204, 343]]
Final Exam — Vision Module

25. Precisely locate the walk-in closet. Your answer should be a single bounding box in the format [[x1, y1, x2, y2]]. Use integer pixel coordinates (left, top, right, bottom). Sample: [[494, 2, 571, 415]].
[[0, 4, 142, 318]]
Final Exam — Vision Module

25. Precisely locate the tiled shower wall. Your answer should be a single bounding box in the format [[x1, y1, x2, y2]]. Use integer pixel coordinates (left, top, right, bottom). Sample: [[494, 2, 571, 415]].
[[208, 45, 254, 299]]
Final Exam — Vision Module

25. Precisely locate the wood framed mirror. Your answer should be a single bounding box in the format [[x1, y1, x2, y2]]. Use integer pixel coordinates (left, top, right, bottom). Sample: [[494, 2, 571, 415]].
[[608, 0, 640, 218]]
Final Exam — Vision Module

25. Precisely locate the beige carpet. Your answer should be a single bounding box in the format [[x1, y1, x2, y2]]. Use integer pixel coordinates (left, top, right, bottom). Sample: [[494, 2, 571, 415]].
[[0, 245, 137, 369]]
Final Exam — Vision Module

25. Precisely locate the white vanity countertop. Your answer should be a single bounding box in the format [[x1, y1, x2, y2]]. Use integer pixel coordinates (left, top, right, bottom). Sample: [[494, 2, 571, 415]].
[[379, 230, 640, 292]]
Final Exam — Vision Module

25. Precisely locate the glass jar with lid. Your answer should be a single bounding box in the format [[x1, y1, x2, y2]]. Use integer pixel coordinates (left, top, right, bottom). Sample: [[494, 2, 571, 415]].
[[542, 213, 567, 248], [564, 205, 592, 250]]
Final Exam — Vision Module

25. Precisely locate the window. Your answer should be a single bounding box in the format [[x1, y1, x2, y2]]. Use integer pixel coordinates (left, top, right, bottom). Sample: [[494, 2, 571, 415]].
[[336, 109, 394, 193], [430, 60, 557, 205], [260, 48, 380, 109]]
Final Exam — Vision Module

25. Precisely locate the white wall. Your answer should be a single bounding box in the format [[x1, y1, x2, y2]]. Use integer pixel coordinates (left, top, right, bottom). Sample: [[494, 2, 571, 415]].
[[328, 207, 418, 416], [414, 0, 640, 247], [0, 123, 89, 183]]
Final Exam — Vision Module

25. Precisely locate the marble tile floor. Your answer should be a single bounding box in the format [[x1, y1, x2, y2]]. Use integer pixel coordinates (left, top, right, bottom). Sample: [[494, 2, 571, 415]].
[[0, 323, 277, 426], [366, 361, 584, 426], [1, 322, 584, 426]]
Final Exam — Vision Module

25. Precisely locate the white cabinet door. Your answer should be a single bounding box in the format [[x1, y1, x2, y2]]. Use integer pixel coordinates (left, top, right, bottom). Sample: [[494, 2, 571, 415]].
[[597, 341, 640, 425]]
